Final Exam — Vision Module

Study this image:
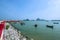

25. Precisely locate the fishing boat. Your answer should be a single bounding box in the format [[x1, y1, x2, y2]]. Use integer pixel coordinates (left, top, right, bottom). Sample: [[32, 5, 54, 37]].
[[46, 25, 53, 29], [53, 22, 59, 24]]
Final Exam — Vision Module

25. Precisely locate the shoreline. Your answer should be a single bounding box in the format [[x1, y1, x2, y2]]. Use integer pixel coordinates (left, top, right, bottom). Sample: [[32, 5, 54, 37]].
[[3, 23, 27, 40]]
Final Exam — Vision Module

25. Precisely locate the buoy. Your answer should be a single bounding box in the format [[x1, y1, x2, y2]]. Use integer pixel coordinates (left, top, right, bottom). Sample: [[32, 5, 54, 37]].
[[20, 22, 25, 25], [34, 24, 37, 27]]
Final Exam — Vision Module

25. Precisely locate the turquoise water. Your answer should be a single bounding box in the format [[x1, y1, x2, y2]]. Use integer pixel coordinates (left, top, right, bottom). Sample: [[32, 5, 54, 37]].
[[10, 21, 60, 40]]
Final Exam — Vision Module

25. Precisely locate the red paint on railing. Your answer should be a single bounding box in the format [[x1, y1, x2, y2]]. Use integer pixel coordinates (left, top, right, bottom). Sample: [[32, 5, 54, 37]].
[[0, 21, 5, 39]]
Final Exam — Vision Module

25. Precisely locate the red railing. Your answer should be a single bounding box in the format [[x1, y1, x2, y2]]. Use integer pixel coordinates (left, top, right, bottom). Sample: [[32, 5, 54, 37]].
[[0, 21, 5, 40]]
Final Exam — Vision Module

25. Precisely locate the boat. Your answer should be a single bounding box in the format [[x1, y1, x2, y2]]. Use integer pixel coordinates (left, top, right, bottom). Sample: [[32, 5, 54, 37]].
[[46, 25, 53, 29], [53, 22, 59, 24]]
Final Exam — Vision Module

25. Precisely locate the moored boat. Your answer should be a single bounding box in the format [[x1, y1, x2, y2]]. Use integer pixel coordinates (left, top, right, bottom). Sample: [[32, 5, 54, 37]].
[[53, 22, 59, 24], [46, 25, 53, 29]]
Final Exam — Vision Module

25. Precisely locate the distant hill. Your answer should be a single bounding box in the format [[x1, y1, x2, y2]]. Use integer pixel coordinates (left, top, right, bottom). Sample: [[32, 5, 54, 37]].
[[36, 18, 47, 21], [51, 20, 60, 21]]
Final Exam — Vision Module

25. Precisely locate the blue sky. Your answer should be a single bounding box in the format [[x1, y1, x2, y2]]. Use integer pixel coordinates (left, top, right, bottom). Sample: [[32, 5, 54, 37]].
[[0, 0, 60, 20]]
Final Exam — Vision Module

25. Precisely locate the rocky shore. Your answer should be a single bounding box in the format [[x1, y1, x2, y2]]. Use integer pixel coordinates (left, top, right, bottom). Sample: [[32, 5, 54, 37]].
[[3, 23, 27, 40]]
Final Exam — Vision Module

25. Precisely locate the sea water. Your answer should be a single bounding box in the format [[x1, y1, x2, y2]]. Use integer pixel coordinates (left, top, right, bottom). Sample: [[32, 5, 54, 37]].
[[10, 21, 60, 40]]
